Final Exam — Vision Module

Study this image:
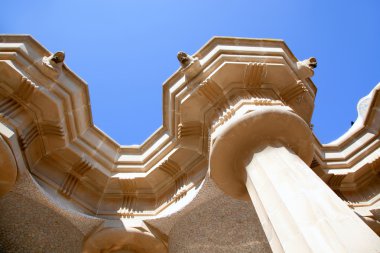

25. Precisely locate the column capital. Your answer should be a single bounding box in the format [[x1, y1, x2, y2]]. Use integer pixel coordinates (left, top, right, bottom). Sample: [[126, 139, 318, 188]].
[[210, 107, 313, 200]]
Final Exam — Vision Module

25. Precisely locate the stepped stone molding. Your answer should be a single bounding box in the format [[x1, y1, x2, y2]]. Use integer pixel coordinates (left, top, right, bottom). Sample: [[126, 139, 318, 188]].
[[197, 78, 223, 103], [0, 35, 379, 230], [171, 174, 188, 202], [72, 158, 93, 176], [281, 80, 308, 103], [177, 122, 202, 139], [0, 97, 22, 118], [243, 62, 267, 87], [210, 89, 284, 133], [158, 159, 181, 178], [60, 173, 79, 198], [18, 124, 39, 150], [174, 174, 187, 192], [40, 121, 65, 137], [177, 121, 204, 153], [120, 196, 136, 217], [14, 77, 38, 102], [210, 107, 314, 200], [59, 158, 94, 198], [310, 158, 320, 168], [327, 174, 346, 189], [1, 35, 380, 251]]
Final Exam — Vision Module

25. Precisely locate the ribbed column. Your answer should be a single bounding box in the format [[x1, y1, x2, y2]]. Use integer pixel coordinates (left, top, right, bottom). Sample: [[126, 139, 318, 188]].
[[210, 107, 380, 253], [245, 145, 380, 253]]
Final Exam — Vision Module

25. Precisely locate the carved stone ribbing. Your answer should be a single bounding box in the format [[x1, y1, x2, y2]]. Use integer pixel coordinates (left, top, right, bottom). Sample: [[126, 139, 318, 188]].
[[310, 159, 320, 169], [119, 179, 137, 193], [216, 106, 234, 125], [214, 90, 279, 117], [281, 80, 308, 102], [40, 122, 65, 137], [170, 173, 187, 202], [19, 124, 39, 150], [15, 77, 37, 101], [59, 159, 92, 197], [214, 100, 231, 117], [0, 98, 22, 118], [249, 89, 283, 105], [198, 78, 223, 103], [120, 196, 136, 217], [60, 173, 79, 198], [243, 62, 266, 87], [368, 156, 380, 173], [172, 189, 187, 203], [158, 159, 180, 178], [211, 91, 285, 133], [207, 131, 212, 154], [328, 174, 345, 189], [227, 92, 251, 106], [72, 158, 92, 176], [155, 170, 189, 208], [178, 122, 202, 139], [175, 173, 187, 192]]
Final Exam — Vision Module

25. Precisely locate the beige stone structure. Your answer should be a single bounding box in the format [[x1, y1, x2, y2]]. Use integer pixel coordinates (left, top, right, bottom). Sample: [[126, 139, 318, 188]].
[[0, 35, 379, 252]]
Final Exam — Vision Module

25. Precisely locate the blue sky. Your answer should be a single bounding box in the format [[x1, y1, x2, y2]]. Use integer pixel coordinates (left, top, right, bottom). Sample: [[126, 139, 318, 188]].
[[1, 1, 379, 145]]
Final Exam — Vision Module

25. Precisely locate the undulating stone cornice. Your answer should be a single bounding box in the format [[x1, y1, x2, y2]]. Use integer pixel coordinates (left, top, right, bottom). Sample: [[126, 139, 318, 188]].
[[312, 83, 380, 192], [1, 35, 378, 217]]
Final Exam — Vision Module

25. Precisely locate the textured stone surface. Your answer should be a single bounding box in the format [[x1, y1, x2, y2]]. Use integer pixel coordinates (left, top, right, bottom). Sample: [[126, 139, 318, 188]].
[[0, 136, 102, 252], [146, 176, 224, 236], [0, 192, 83, 253], [12, 169, 103, 235], [169, 194, 271, 253]]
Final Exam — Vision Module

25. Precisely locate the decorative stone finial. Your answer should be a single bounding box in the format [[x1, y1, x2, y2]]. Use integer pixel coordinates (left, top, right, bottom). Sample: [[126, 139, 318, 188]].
[[296, 57, 317, 79], [177, 51, 202, 79], [41, 51, 65, 76], [304, 57, 317, 69], [177, 51, 192, 67], [51, 51, 65, 64]]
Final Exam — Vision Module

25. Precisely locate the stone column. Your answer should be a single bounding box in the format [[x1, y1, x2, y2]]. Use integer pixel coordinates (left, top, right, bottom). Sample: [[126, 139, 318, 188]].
[[246, 145, 380, 252], [210, 107, 380, 253]]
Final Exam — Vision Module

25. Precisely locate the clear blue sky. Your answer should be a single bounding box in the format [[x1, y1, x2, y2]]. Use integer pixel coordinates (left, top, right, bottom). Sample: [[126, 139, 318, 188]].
[[1, 1, 379, 145]]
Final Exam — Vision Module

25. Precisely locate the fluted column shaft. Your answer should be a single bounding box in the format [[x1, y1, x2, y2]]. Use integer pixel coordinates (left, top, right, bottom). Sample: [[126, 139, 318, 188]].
[[210, 107, 380, 253], [245, 145, 380, 253]]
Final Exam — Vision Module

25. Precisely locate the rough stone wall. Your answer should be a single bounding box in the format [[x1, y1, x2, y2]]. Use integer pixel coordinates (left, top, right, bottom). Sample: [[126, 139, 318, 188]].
[[0, 192, 84, 253], [169, 194, 272, 253]]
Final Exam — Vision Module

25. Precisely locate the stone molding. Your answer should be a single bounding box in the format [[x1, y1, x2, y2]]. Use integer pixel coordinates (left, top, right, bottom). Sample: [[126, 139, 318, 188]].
[[210, 107, 314, 200], [0, 35, 378, 222]]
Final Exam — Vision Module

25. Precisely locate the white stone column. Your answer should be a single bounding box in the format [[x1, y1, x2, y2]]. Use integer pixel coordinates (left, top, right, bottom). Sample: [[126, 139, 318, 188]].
[[245, 145, 380, 253], [210, 107, 380, 253]]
